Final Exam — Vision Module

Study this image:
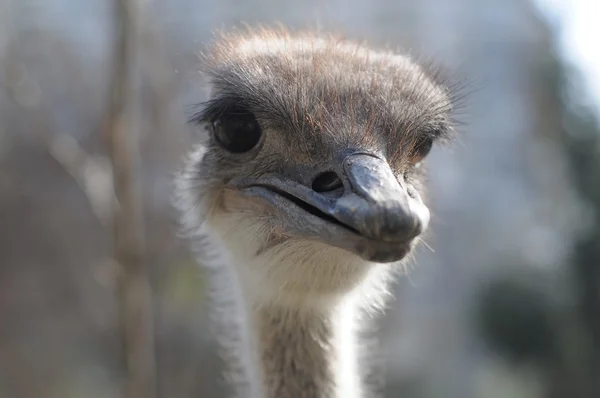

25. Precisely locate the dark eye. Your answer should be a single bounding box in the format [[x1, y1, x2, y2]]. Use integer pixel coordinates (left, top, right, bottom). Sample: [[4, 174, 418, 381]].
[[410, 136, 433, 165], [212, 111, 262, 153]]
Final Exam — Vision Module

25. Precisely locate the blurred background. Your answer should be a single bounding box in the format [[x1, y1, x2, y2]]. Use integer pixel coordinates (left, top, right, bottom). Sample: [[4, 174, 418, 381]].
[[0, 0, 599, 397]]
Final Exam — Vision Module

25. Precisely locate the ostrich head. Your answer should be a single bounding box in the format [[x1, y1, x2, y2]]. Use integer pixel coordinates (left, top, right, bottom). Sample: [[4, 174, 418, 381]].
[[178, 29, 455, 308]]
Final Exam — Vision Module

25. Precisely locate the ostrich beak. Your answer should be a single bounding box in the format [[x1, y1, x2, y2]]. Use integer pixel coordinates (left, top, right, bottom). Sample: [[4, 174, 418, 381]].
[[229, 153, 429, 263], [333, 153, 429, 243]]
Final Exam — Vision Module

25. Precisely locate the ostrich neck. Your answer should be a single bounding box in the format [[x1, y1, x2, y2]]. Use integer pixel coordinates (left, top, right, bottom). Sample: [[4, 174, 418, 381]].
[[248, 301, 361, 398], [209, 239, 379, 397]]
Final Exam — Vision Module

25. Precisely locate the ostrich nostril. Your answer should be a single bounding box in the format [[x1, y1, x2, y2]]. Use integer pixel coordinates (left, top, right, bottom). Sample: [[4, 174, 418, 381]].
[[312, 171, 343, 194]]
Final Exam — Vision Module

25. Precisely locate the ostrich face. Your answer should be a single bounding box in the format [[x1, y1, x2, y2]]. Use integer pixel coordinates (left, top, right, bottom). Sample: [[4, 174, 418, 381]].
[[181, 30, 454, 295]]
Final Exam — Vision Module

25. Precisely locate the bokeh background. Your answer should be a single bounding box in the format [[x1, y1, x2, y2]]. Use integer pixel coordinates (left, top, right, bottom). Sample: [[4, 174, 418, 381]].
[[0, 0, 599, 397]]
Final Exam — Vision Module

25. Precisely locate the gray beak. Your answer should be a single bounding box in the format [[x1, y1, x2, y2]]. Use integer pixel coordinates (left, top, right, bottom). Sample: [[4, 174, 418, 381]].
[[332, 153, 428, 243], [231, 152, 429, 262]]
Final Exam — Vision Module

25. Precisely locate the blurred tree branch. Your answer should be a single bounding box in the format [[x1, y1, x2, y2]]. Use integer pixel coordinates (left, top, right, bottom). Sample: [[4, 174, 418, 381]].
[[2, 0, 181, 395], [108, 0, 157, 397], [0, 2, 116, 227]]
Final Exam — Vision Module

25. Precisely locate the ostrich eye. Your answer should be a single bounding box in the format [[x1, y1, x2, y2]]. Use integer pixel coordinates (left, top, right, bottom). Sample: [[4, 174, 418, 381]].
[[212, 111, 262, 153], [410, 136, 433, 165]]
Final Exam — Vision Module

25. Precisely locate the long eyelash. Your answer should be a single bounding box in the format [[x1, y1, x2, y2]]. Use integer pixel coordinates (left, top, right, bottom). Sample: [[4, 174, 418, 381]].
[[188, 96, 251, 125], [188, 101, 216, 125]]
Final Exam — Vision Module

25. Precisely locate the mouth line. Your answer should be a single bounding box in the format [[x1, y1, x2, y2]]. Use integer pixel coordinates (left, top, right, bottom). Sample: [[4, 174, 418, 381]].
[[249, 184, 363, 236], [235, 182, 415, 263]]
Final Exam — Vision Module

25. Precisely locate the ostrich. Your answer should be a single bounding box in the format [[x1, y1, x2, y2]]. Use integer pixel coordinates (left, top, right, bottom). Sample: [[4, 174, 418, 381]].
[[175, 28, 457, 398]]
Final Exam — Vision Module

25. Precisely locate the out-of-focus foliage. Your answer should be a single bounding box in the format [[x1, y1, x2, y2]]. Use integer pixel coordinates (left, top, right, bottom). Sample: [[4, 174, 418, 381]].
[[475, 273, 559, 365], [473, 35, 600, 398]]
